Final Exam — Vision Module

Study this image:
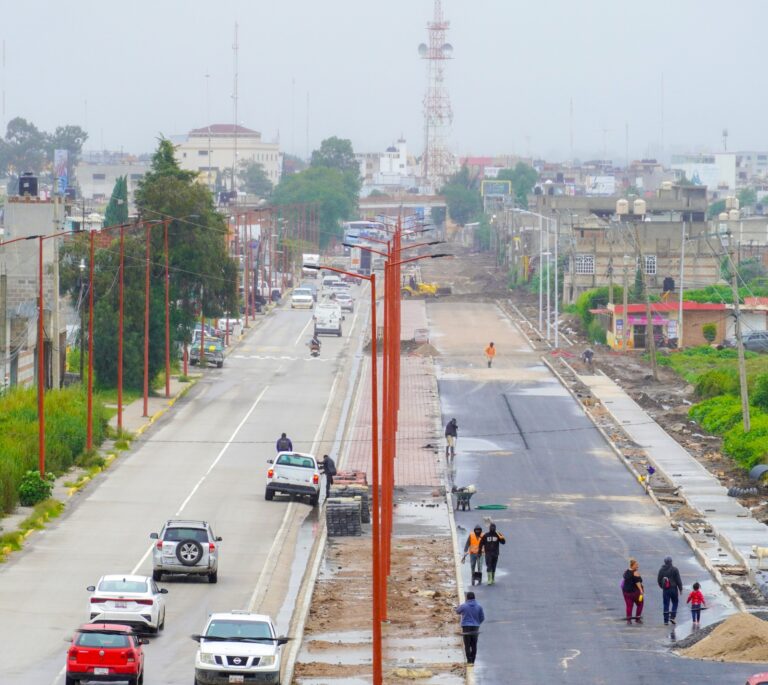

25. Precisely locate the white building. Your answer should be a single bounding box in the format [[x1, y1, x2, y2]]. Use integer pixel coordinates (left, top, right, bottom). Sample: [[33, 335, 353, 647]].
[[76, 162, 149, 203], [356, 139, 418, 196], [175, 124, 281, 190], [671, 153, 736, 196]]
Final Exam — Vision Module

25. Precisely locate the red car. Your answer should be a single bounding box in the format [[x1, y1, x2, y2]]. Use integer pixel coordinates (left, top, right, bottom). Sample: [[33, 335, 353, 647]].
[[748, 675, 768, 685], [66, 623, 146, 685]]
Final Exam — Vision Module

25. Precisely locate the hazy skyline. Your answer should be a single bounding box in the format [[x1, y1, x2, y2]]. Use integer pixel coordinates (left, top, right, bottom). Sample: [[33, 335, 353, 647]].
[[7, 0, 768, 163]]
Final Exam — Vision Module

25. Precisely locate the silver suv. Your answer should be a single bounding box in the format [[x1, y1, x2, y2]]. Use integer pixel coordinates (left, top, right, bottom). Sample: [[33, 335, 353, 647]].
[[150, 520, 221, 583]]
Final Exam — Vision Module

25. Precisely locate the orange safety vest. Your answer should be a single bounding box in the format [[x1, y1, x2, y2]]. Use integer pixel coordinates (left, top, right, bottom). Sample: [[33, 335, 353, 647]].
[[485, 345, 496, 358], [468, 532, 482, 554]]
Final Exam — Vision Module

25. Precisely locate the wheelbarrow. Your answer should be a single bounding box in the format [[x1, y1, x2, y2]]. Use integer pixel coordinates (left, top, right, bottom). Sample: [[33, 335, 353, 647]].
[[452, 485, 476, 511]]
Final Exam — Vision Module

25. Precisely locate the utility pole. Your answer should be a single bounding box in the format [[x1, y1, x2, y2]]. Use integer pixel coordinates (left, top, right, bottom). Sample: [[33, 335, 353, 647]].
[[622, 255, 629, 349], [729, 236, 751, 432], [677, 221, 685, 348], [634, 225, 658, 381], [608, 233, 614, 305]]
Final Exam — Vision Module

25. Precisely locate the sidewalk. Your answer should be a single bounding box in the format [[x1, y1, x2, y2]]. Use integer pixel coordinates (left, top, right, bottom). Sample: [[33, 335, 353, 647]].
[[292, 299, 464, 684], [578, 370, 768, 589]]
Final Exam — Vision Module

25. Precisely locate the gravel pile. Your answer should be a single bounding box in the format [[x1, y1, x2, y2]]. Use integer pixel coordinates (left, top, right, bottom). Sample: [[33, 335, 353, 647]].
[[680, 612, 768, 661]]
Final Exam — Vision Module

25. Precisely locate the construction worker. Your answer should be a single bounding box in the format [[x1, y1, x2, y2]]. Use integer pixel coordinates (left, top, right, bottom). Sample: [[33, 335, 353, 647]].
[[479, 523, 506, 585], [319, 454, 337, 498], [485, 342, 496, 368], [463, 525, 484, 585], [445, 418, 458, 461]]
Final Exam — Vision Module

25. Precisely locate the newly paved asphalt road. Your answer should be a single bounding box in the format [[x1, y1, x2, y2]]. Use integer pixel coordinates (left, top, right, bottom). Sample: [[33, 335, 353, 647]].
[[429, 302, 754, 685], [0, 288, 365, 685]]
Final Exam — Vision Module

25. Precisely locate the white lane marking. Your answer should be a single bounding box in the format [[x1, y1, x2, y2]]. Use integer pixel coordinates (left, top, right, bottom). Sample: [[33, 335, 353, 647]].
[[247, 349, 344, 612], [232, 354, 331, 362], [294, 315, 313, 346], [560, 649, 580, 669], [129, 385, 270, 576]]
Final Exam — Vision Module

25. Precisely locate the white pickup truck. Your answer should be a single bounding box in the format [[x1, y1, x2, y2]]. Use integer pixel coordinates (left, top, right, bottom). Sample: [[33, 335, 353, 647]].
[[265, 452, 320, 506]]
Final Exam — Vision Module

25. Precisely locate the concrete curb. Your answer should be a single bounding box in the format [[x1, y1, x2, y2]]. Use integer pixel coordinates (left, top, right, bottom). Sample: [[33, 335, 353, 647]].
[[541, 356, 747, 612], [134, 378, 199, 437], [281, 298, 369, 685]]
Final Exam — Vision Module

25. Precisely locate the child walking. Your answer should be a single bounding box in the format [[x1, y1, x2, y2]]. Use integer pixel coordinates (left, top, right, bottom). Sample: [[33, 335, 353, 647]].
[[686, 582, 706, 627]]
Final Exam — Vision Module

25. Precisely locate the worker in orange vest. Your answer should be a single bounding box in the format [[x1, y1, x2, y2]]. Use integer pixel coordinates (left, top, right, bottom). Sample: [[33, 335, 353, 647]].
[[485, 342, 496, 368], [463, 525, 485, 585]]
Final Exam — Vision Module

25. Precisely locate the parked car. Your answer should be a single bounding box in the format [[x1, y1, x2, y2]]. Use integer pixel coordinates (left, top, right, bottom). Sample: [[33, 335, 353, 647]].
[[150, 519, 222, 583], [333, 291, 354, 313], [190, 338, 225, 368], [291, 288, 314, 309], [744, 331, 768, 353], [193, 611, 286, 685], [321, 275, 341, 290], [86, 575, 167, 633], [66, 623, 147, 685], [265, 451, 320, 506], [313, 302, 343, 337], [747, 674, 768, 685]]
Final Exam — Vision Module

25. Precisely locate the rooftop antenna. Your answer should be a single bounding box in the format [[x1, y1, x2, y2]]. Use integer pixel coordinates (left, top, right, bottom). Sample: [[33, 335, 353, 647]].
[[205, 72, 212, 191], [569, 97, 574, 165], [419, 0, 453, 191], [722, 127, 729, 152], [1, 39, 5, 133], [660, 72, 665, 162], [232, 22, 239, 193]]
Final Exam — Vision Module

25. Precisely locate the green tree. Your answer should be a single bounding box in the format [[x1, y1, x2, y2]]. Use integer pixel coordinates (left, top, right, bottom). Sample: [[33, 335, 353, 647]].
[[0, 117, 48, 175], [103, 176, 128, 228], [632, 267, 644, 301], [282, 153, 307, 176], [738, 187, 757, 208], [707, 199, 726, 219], [238, 160, 273, 198], [273, 166, 356, 249], [498, 162, 539, 208], [441, 166, 481, 226], [310, 136, 361, 198], [431, 206, 446, 226]]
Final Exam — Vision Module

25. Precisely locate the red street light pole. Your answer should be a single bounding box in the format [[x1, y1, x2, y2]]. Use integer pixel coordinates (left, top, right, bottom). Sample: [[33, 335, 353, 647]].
[[87, 229, 96, 448], [163, 219, 172, 398], [143, 222, 152, 417], [306, 262, 382, 684], [118, 226, 125, 431]]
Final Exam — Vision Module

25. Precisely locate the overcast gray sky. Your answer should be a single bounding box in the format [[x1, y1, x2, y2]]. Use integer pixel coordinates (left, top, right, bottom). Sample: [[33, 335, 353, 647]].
[[7, 0, 767, 162]]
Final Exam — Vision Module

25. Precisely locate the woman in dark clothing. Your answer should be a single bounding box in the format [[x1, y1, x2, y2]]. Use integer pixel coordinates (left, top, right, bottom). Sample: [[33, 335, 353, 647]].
[[622, 558, 644, 623]]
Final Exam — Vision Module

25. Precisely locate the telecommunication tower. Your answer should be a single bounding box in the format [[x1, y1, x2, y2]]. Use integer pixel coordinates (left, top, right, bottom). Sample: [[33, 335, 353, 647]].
[[418, 0, 453, 191]]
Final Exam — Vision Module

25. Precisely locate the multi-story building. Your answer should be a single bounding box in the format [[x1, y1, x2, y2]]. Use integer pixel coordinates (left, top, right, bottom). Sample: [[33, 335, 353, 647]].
[[174, 124, 281, 191], [76, 161, 149, 204], [670, 152, 736, 196], [356, 139, 418, 195], [1, 194, 68, 389]]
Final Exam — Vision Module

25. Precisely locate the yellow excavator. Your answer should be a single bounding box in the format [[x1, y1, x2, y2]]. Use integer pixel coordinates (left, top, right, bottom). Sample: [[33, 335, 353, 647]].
[[401, 274, 450, 298]]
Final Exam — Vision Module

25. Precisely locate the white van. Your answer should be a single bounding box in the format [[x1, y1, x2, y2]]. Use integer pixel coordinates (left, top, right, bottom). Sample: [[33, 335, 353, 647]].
[[313, 303, 343, 337]]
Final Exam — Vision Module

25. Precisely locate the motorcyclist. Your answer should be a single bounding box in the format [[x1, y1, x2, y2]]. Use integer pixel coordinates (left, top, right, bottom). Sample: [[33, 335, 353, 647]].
[[309, 335, 321, 354]]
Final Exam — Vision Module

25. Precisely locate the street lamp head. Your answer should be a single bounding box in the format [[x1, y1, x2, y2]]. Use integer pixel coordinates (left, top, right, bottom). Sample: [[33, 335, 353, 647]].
[[430, 253, 452, 259], [303, 264, 320, 271]]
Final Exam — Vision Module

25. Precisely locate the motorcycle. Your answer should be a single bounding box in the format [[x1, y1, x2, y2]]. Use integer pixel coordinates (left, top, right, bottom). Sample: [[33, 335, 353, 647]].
[[308, 339, 321, 358]]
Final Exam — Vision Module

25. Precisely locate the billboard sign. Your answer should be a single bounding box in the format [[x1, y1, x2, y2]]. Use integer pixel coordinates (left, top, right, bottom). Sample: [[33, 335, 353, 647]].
[[54, 149, 68, 195], [480, 179, 512, 197]]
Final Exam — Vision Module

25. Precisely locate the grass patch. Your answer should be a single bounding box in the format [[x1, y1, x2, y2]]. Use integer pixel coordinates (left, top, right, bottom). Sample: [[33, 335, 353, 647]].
[[0, 387, 108, 514], [95, 387, 141, 406], [657, 346, 768, 385], [0, 499, 64, 562]]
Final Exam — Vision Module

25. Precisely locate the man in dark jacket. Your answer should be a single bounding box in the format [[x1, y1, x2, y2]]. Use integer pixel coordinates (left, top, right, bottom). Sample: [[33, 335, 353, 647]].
[[319, 454, 336, 498], [276, 433, 293, 452], [657, 556, 683, 624], [479, 523, 506, 585], [445, 418, 458, 461], [455, 591, 485, 666]]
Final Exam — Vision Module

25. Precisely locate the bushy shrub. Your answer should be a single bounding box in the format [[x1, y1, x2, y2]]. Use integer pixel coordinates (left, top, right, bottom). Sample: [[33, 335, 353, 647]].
[[689, 395, 743, 433], [695, 368, 739, 399], [752, 373, 768, 411], [587, 319, 607, 344], [723, 413, 768, 469], [18, 470, 55, 506], [702, 323, 717, 343], [574, 286, 622, 329]]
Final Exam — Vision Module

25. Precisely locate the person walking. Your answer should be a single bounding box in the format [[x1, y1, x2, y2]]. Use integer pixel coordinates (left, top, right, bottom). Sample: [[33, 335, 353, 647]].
[[657, 556, 683, 625], [622, 558, 645, 623], [686, 582, 706, 627], [445, 418, 458, 462], [455, 591, 485, 666], [462, 525, 484, 586], [319, 454, 337, 498], [479, 523, 506, 585], [484, 342, 496, 368], [275, 433, 293, 452]]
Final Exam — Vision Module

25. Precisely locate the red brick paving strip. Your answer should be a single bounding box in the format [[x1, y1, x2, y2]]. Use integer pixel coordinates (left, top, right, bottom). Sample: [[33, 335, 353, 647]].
[[343, 301, 442, 487]]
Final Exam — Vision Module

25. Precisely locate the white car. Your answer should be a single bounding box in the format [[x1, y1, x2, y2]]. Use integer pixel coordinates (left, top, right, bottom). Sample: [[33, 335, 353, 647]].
[[194, 611, 286, 685], [87, 574, 168, 633], [333, 292, 354, 312], [290, 288, 314, 309], [265, 451, 320, 506]]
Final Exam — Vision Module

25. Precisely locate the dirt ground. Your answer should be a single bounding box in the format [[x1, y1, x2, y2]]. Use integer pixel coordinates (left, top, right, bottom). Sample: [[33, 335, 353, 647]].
[[419, 246, 768, 524], [294, 535, 463, 683]]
